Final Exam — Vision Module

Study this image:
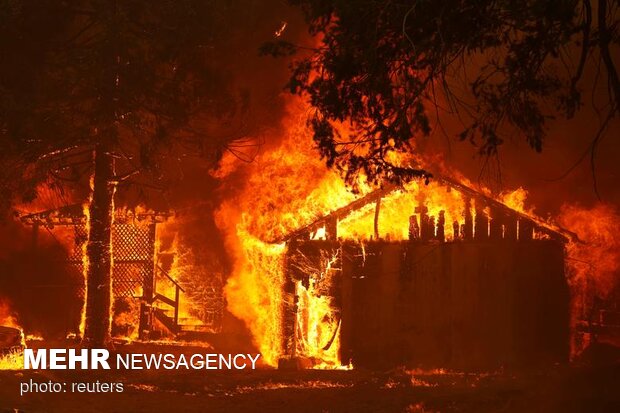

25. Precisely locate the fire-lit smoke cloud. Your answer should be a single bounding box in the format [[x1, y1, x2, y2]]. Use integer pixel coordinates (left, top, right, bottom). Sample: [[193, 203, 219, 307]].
[[559, 203, 620, 299], [558, 203, 620, 353]]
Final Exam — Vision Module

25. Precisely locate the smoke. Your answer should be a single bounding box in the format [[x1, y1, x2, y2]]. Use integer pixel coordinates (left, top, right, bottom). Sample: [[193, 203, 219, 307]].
[[559, 203, 620, 300], [414, 55, 620, 216]]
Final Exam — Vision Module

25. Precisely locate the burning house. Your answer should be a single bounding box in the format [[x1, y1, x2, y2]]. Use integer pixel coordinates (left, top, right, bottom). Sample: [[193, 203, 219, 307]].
[[0, 0, 619, 411], [273, 175, 576, 370], [9, 168, 578, 372]]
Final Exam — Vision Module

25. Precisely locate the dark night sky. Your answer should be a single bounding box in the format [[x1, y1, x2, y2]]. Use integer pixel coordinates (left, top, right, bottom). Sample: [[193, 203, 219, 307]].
[[420, 101, 620, 216]]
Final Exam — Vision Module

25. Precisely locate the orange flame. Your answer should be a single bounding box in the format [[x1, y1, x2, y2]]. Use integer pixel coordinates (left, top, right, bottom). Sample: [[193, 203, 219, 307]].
[[0, 300, 20, 330], [558, 203, 620, 356], [215, 96, 617, 368]]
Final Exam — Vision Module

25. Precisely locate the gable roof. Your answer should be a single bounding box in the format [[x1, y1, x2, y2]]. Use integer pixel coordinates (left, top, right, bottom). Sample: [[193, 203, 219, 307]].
[[277, 174, 577, 244]]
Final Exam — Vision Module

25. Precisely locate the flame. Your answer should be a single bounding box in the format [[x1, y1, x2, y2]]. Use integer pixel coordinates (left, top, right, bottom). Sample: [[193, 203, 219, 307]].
[[499, 187, 531, 214], [215, 99, 364, 366], [274, 21, 288, 38], [6, 95, 613, 370], [79, 200, 90, 337], [558, 203, 620, 356], [222, 231, 286, 365], [0, 300, 20, 330], [215, 99, 491, 367], [215, 96, 614, 369], [295, 275, 341, 368], [0, 300, 25, 370], [0, 350, 23, 370]]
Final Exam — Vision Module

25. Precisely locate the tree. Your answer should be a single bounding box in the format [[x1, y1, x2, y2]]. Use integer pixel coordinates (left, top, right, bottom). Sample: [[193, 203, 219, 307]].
[[264, 0, 619, 192], [0, 0, 244, 346]]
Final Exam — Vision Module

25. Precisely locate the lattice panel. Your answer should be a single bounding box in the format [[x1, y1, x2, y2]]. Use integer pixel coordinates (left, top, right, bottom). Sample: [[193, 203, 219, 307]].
[[112, 263, 146, 298], [112, 224, 153, 261], [62, 222, 155, 298], [68, 262, 85, 299], [68, 226, 88, 263]]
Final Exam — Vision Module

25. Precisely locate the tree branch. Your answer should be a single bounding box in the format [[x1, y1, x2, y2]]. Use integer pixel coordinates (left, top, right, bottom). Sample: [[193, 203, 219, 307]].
[[598, 0, 620, 111]]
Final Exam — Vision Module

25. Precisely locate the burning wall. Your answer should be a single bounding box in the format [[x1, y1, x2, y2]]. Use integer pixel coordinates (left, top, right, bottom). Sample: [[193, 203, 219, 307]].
[[286, 239, 569, 370]]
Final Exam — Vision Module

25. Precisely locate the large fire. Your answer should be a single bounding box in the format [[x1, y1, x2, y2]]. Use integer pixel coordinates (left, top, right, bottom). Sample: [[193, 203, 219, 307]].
[[215, 97, 620, 368], [1, 98, 617, 370]]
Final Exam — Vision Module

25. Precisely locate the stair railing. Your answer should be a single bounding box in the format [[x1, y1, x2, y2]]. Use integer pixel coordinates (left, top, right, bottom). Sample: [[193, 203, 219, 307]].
[[155, 264, 185, 327]]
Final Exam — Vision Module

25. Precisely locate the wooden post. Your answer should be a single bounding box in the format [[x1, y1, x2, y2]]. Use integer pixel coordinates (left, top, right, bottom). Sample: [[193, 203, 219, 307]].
[[463, 197, 473, 240], [139, 222, 157, 340], [339, 243, 354, 366], [489, 209, 503, 240], [519, 219, 534, 241], [374, 198, 381, 240], [279, 245, 298, 364], [83, 146, 116, 347], [437, 211, 445, 242], [474, 203, 489, 241], [416, 205, 430, 241], [174, 285, 180, 327], [409, 215, 420, 240], [326, 218, 338, 241], [504, 215, 518, 240], [453, 221, 460, 240]]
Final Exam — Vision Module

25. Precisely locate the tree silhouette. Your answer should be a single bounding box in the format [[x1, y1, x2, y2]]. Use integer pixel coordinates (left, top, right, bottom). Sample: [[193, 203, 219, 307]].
[[0, 0, 247, 346], [264, 0, 619, 192]]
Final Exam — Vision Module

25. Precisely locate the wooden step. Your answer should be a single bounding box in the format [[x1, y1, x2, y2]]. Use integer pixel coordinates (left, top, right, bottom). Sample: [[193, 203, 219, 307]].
[[153, 293, 176, 308], [152, 308, 179, 334]]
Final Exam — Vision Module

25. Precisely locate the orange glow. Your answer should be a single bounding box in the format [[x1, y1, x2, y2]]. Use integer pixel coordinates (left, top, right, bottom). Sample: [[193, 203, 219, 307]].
[[0, 300, 20, 330], [155, 219, 219, 333], [294, 248, 342, 368], [558, 203, 620, 356], [0, 300, 25, 370], [215, 98, 578, 368], [215, 99, 356, 366], [79, 199, 91, 337]]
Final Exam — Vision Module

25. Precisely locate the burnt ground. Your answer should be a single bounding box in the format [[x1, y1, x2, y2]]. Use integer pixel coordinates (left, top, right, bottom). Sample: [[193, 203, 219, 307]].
[[1, 364, 619, 412], [1, 342, 619, 413]]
